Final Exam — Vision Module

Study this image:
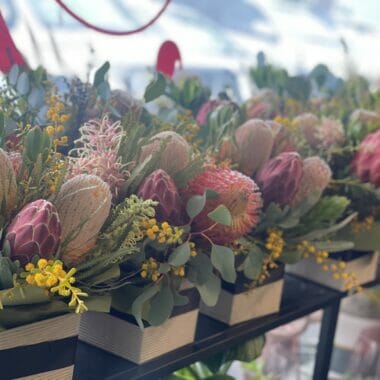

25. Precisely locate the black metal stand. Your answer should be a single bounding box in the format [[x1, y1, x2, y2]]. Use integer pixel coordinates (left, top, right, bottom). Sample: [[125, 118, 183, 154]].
[[313, 299, 341, 380], [74, 274, 379, 380]]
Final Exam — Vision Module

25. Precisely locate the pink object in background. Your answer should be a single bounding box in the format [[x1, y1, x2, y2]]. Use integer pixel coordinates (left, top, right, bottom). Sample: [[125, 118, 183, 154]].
[[156, 40, 182, 78], [0, 11, 25, 73]]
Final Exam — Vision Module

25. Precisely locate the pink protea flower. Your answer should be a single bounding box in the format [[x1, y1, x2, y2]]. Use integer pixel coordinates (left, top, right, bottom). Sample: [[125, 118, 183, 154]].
[[68, 116, 128, 198], [6, 199, 61, 266], [8, 151, 24, 178], [138, 169, 185, 225], [256, 152, 303, 208], [352, 130, 380, 187]]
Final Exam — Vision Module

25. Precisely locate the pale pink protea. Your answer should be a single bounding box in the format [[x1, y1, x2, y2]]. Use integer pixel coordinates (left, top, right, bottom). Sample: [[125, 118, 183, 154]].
[[6, 199, 61, 266], [68, 116, 128, 198], [196, 100, 228, 126], [8, 151, 23, 178], [317, 117, 344, 148]]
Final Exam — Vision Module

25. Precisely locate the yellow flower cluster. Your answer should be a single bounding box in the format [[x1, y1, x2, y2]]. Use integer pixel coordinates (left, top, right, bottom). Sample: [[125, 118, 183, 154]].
[[189, 241, 197, 257], [296, 240, 362, 292], [176, 111, 201, 148], [351, 215, 374, 234], [172, 266, 186, 277], [23, 259, 88, 313], [273, 115, 297, 133], [142, 218, 184, 244], [46, 95, 70, 149], [265, 228, 285, 259], [141, 257, 161, 282], [255, 229, 285, 285], [44, 158, 66, 194]]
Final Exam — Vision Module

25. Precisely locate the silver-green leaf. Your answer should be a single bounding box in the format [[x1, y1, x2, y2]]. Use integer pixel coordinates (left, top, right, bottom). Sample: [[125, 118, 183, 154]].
[[211, 244, 236, 283]]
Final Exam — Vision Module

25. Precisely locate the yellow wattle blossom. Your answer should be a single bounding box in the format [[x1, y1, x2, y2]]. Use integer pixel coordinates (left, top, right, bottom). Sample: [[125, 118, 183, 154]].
[[142, 219, 184, 245], [265, 228, 285, 259], [140, 257, 161, 282], [296, 240, 362, 292], [22, 259, 88, 313], [46, 94, 70, 150], [351, 215, 374, 234]]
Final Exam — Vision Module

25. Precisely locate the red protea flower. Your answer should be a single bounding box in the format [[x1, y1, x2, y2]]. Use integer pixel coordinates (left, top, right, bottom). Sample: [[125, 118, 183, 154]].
[[352, 130, 380, 187], [182, 168, 262, 244], [256, 152, 303, 208], [6, 199, 61, 266], [138, 169, 184, 225]]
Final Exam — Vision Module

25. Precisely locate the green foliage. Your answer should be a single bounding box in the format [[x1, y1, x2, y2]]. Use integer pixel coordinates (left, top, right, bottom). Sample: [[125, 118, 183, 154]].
[[289, 196, 351, 236], [211, 245, 236, 283], [168, 242, 191, 266], [144, 72, 167, 103], [166, 77, 211, 115], [208, 205, 232, 226], [243, 245, 265, 280], [195, 273, 221, 306], [186, 193, 207, 219], [187, 252, 213, 285], [76, 195, 157, 284]]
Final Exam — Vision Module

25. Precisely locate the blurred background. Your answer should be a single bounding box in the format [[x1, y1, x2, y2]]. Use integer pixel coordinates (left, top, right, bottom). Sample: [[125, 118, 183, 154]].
[[2, 0, 380, 100]]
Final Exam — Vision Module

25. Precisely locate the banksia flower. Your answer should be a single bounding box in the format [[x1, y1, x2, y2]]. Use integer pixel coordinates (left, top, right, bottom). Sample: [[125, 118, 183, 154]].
[[318, 117, 344, 148], [235, 119, 274, 177], [68, 116, 128, 198], [139, 131, 190, 175], [266, 120, 296, 157], [182, 168, 262, 244], [54, 174, 112, 266], [137, 169, 184, 225], [291, 157, 331, 207], [6, 200, 61, 266], [350, 109, 380, 124], [0, 148, 17, 217], [352, 130, 380, 187], [293, 113, 319, 146], [256, 152, 303, 208]]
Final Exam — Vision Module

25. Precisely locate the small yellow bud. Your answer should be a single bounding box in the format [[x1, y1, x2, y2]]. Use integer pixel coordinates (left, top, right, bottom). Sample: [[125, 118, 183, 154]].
[[141, 270, 147, 278], [38, 259, 48, 269], [26, 274, 35, 284], [25, 263, 35, 271]]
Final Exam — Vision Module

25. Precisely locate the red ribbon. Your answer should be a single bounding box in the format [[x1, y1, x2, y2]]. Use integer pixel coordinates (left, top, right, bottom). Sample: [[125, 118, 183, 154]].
[[55, 0, 171, 35]]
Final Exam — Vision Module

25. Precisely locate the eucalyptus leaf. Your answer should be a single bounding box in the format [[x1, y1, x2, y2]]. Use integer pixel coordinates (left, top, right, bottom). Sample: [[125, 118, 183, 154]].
[[144, 72, 166, 103], [196, 273, 221, 306], [187, 252, 213, 285], [208, 205, 232, 226], [16, 72, 30, 95], [93, 61, 110, 87], [211, 245, 236, 283], [243, 246, 265, 280], [8, 64, 19, 86], [131, 284, 160, 329], [186, 193, 206, 219], [147, 283, 174, 326], [313, 240, 354, 253], [168, 242, 191, 266]]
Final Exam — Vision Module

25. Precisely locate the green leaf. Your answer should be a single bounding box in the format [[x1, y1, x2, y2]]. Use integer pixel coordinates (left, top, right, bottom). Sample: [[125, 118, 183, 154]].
[[196, 273, 221, 306], [336, 222, 380, 251], [131, 284, 160, 329], [211, 245, 236, 283], [168, 242, 191, 266], [8, 64, 19, 86], [147, 282, 174, 326], [204, 376, 235, 380], [224, 335, 265, 362], [97, 81, 111, 101], [313, 240, 354, 253], [93, 61, 110, 87], [0, 285, 50, 306], [243, 246, 265, 280], [187, 252, 213, 285], [207, 205, 232, 226], [144, 72, 166, 103], [16, 72, 30, 95], [186, 193, 206, 219], [173, 289, 189, 306]]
